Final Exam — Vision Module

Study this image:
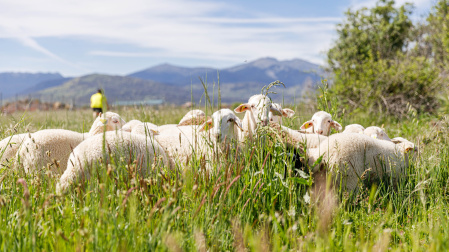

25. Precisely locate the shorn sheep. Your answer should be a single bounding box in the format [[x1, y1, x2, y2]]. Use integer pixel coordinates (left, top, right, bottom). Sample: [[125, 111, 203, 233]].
[[234, 94, 282, 141], [300, 111, 342, 136], [56, 131, 169, 194], [306, 133, 416, 191]]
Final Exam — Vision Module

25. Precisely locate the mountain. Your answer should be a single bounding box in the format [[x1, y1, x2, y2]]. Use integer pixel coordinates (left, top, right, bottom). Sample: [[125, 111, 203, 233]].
[[21, 77, 74, 94], [0, 72, 64, 98], [128, 57, 323, 102], [28, 74, 202, 105]]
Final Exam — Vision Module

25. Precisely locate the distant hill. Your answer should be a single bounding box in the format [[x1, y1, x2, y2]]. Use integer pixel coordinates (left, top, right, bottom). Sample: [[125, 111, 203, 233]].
[[128, 57, 323, 102], [28, 74, 202, 105], [0, 72, 63, 98], [4, 57, 324, 105]]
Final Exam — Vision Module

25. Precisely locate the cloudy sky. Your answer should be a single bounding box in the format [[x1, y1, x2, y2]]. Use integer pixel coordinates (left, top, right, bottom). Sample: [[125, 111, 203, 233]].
[[0, 0, 433, 76]]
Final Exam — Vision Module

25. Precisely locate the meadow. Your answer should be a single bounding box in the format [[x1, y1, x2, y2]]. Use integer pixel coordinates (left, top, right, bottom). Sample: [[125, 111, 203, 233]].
[[1, 96, 449, 251]]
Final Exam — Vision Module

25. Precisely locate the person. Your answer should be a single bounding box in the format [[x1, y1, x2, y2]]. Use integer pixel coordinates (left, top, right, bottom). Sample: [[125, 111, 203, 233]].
[[90, 89, 107, 119]]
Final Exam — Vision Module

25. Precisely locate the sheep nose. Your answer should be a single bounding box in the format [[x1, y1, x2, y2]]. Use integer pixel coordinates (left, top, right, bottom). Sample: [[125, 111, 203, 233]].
[[317, 129, 324, 135], [262, 119, 268, 126]]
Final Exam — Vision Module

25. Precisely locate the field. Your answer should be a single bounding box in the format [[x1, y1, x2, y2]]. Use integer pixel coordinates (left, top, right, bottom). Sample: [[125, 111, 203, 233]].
[[1, 100, 449, 251]]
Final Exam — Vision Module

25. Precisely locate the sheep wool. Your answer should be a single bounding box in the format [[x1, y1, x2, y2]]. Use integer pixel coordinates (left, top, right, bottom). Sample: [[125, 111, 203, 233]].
[[16, 129, 85, 174], [307, 133, 413, 191], [0, 133, 29, 167], [57, 131, 169, 194]]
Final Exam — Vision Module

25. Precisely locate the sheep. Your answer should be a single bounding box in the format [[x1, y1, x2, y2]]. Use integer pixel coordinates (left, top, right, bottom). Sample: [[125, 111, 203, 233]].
[[269, 103, 295, 124], [154, 109, 243, 168], [234, 94, 282, 141], [178, 109, 207, 126], [300, 111, 342, 136], [16, 129, 85, 174], [364, 126, 391, 141], [56, 131, 169, 194], [343, 124, 365, 134], [131, 122, 160, 136], [279, 125, 328, 149], [0, 133, 29, 167], [88, 112, 126, 136], [306, 133, 415, 191]]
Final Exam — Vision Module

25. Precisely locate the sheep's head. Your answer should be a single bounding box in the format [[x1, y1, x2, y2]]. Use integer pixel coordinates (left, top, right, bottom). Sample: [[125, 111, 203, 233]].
[[343, 124, 365, 134], [269, 103, 295, 124], [199, 109, 243, 144], [89, 112, 126, 136], [234, 94, 282, 126], [300, 111, 342, 136], [392, 137, 418, 154], [121, 119, 143, 132], [364, 126, 390, 141]]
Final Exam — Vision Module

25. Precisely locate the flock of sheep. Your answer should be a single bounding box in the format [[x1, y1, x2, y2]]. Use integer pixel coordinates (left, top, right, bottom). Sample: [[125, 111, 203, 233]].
[[0, 94, 417, 194]]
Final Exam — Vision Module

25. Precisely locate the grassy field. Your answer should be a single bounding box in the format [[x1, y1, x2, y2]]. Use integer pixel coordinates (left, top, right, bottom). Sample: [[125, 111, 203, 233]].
[[1, 101, 449, 251]]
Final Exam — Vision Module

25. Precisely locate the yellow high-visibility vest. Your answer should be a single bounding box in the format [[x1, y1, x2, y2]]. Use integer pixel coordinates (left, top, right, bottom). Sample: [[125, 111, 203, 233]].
[[90, 93, 106, 108]]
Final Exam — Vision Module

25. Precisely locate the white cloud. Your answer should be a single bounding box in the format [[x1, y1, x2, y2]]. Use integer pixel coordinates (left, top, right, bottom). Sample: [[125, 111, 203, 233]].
[[0, 0, 341, 73]]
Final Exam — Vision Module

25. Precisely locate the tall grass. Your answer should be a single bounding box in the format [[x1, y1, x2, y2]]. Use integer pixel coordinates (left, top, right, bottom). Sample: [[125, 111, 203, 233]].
[[1, 96, 449, 251]]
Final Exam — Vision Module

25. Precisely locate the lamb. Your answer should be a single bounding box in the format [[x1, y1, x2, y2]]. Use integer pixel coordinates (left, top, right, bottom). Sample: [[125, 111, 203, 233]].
[[234, 94, 282, 141], [178, 109, 207, 126], [16, 129, 85, 174], [342, 124, 365, 134], [363, 126, 391, 141], [0, 133, 29, 167], [269, 103, 295, 124], [88, 112, 126, 136], [56, 131, 169, 194], [300, 111, 342, 136], [306, 133, 415, 191]]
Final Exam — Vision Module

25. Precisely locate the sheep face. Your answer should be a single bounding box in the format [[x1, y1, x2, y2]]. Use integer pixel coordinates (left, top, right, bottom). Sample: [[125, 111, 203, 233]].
[[200, 109, 242, 144], [269, 103, 295, 124], [364, 126, 390, 141], [300, 111, 342, 136], [392, 137, 418, 153], [234, 94, 282, 126], [343, 124, 365, 134], [89, 112, 126, 136]]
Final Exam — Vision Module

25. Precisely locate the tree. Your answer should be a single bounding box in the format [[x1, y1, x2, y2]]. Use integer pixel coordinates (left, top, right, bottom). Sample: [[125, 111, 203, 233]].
[[327, 0, 443, 117]]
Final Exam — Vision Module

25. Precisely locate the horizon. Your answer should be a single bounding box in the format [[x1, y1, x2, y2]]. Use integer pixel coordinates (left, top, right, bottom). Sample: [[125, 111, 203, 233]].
[[0, 0, 433, 76]]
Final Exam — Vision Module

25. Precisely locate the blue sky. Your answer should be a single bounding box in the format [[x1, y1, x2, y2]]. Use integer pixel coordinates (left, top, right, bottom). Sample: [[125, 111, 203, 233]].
[[0, 0, 433, 77]]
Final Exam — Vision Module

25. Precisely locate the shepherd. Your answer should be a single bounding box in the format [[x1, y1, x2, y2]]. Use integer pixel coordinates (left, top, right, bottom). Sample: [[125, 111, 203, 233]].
[[90, 89, 108, 119]]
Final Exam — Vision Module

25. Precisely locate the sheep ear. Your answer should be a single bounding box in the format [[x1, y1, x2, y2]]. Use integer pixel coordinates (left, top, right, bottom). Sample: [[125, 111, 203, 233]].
[[199, 119, 213, 132], [331, 121, 342, 131], [300, 120, 313, 130], [234, 103, 250, 113], [282, 108, 295, 118], [391, 138, 402, 144], [270, 106, 283, 116]]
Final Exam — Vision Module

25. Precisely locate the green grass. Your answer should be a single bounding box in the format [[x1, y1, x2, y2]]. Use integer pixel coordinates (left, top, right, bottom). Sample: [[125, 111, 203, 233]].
[[1, 104, 449, 251]]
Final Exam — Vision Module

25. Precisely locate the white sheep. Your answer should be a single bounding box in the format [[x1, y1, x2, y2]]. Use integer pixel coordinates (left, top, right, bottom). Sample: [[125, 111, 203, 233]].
[[279, 125, 328, 149], [342, 124, 365, 134], [307, 133, 415, 191], [269, 103, 295, 124], [0, 133, 29, 167], [88, 112, 126, 136], [16, 129, 85, 174], [234, 94, 282, 141], [178, 109, 206, 126], [131, 122, 160, 136], [300, 111, 342, 136], [364, 126, 391, 141], [154, 109, 243, 168], [56, 131, 169, 194], [16, 112, 126, 174]]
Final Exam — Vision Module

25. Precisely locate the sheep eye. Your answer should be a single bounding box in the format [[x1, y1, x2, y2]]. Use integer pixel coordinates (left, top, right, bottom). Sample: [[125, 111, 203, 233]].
[[251, 104, 255, 108], [328, 120, 331, 123], [227, 118, 234, 123]]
